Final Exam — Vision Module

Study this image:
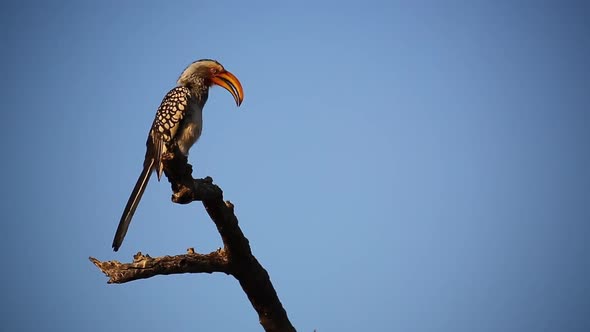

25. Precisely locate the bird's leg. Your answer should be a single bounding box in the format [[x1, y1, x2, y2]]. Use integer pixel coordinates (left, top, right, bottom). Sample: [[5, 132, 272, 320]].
[[162, 143, 196, 204]]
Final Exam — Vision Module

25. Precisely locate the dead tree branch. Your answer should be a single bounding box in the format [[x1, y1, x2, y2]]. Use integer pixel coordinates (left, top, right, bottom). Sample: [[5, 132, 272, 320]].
[[90, 145, 296, 332]]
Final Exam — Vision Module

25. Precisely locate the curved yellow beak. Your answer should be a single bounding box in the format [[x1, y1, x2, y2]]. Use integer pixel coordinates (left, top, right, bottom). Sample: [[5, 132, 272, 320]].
[[211, 70, 244, 106]]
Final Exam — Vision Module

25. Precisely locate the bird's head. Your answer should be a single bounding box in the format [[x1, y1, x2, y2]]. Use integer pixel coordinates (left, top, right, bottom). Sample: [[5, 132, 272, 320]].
[[177, 59, 244, 106]]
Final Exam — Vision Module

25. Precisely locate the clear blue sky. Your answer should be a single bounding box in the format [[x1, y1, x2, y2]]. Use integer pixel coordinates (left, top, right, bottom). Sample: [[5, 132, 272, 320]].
[[1, 1, 589, 331]]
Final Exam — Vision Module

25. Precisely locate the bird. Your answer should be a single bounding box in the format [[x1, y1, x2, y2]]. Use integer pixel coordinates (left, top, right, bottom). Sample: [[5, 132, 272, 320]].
[[112, 59, 244, 252]]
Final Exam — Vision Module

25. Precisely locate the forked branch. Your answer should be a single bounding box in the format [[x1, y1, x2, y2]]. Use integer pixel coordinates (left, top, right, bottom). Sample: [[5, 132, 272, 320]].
[[90, 145, 295, 332]]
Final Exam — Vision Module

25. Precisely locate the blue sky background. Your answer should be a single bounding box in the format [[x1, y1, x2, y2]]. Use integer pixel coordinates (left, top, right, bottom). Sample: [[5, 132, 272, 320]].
[[1, 1, 589, 331]]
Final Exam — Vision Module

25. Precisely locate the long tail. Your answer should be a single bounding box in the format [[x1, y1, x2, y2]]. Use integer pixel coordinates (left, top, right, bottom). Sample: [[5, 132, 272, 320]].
[[112, 158, 154, 251]]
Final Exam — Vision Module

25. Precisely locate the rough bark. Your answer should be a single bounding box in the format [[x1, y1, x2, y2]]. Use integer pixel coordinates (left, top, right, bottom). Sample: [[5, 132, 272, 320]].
[[90, 145, 296, 332]]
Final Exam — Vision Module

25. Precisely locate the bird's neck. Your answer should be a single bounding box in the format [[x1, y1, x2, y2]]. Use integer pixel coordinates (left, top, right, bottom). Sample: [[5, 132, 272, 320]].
[[183, 81, 209, 108]]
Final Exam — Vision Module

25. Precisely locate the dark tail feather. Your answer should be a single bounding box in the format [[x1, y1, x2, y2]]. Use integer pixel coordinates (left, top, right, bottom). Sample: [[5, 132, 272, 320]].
[[112, 159, 154, 251]]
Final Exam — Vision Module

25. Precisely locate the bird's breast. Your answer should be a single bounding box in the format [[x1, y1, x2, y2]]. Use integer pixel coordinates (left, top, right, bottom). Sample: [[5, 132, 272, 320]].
[[177, 104, 203, 155]]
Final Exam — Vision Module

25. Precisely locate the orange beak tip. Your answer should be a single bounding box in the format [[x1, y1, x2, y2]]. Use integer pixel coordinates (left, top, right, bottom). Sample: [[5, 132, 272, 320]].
[[212, 70, 244, 108]]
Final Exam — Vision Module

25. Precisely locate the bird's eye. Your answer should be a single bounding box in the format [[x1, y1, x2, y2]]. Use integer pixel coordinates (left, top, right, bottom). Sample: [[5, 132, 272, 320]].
[[211, 68, 218, 75]]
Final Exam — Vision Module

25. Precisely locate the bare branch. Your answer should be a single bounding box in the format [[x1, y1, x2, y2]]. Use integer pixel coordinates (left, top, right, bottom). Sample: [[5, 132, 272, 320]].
[[91, 144, 296, 332], [90, 249, 229, 284]]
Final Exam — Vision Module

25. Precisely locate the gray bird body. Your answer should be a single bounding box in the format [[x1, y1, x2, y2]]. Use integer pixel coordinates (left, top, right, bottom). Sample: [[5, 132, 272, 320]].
[[112, 59, 243, 252], [112, 86, 206, 252]]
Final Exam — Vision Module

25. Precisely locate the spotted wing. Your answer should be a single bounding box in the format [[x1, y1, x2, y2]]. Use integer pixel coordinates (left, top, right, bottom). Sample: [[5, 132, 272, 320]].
[[147, 86, 192, 180]]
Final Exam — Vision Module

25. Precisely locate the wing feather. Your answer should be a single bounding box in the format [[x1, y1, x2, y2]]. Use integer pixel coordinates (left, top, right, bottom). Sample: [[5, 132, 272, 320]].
[[146, 86, 192, 180]]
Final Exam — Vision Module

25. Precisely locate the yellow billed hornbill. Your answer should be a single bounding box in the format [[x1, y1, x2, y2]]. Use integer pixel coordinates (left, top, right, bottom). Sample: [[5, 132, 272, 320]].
[[112, 59, 244, 251]]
